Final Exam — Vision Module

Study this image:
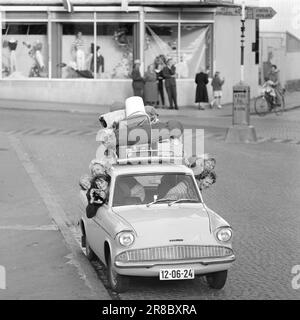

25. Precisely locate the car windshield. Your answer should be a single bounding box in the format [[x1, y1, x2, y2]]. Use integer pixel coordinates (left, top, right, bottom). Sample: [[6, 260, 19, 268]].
[[112, 172, 201, 207]]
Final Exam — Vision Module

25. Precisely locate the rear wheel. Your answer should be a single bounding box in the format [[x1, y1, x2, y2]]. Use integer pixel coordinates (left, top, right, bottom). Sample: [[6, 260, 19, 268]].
[[206, 270, 228, 289], [274, 94, 285, 115], [254, 96, 269, 116], [107, 254, 129, 293]]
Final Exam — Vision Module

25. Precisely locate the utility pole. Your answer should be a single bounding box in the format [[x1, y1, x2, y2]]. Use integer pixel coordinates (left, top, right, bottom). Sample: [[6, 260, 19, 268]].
[[225, 1, 257, 143]]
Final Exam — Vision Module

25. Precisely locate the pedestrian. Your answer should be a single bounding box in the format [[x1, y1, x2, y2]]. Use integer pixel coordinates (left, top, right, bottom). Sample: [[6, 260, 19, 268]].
[[131, 59, 144, 100], [155, 62, 165, 107], [210, 71, 225, 109], [144, 63, 158, 107], [195, 68, 209, 110], [162, 58, 178, 110]]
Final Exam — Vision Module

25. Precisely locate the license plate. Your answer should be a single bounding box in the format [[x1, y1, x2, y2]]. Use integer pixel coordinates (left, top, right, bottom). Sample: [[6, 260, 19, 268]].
[[159, 268, 194, 280]]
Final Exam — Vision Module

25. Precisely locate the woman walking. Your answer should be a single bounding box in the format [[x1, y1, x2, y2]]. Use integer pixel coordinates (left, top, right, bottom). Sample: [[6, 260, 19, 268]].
[[144, 64, 158, 107], [195, 68, 209, 110], [211, 71, 225, 109]]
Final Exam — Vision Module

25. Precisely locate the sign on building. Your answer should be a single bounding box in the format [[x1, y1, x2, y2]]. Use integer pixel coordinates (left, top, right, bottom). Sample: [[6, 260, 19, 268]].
[[247, 7, 277, 19], [216, 6, 276, 20]]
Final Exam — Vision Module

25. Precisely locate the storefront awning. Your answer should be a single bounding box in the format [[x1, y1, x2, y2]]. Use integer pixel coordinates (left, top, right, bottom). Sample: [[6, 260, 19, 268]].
[[0, 0, 236, 7]]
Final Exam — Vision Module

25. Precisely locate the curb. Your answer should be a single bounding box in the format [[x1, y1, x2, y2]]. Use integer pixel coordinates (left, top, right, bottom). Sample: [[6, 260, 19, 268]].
[[0, 99, 300, 117]]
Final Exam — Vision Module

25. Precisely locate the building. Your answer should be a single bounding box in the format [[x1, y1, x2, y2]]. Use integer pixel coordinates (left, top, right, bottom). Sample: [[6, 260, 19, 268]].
[[260, 31, 300, 90], [0, 0, 261, 106]]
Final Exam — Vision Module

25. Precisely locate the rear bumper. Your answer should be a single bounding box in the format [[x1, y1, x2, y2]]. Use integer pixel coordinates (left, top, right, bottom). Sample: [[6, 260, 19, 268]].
[[114, 255, 235, 277]]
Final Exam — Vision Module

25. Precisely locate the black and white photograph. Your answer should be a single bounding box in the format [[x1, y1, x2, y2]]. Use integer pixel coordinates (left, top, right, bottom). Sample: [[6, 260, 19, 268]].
[[0, 0, 299, 309]]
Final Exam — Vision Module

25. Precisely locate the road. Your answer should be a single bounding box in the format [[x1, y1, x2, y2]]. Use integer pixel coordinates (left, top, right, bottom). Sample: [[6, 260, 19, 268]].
[[1, 107, 300, 300]]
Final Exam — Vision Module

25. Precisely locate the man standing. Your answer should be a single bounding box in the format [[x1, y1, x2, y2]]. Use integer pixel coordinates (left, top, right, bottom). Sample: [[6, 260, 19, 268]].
[[162, 58, 178, 110], [131, 59, 144, 99]]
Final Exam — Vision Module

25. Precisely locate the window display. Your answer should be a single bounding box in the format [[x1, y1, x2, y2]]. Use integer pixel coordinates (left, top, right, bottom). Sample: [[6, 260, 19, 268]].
[[180, 24, 210, 79], [97, 23, 133, 79], [60, 23, 94, 78], [2, 23, 48, 78], [60, 23, 133, 79]]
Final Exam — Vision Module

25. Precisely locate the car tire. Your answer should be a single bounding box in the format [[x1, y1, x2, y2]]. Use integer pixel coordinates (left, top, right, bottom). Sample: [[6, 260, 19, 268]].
[[85, 238, 97, 261], [206, 270, 228, 289], [107, 254, 129, 293]]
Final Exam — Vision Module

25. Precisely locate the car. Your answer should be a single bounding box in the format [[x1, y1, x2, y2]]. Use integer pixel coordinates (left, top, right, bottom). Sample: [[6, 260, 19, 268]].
[[79, 159, 235, 293]]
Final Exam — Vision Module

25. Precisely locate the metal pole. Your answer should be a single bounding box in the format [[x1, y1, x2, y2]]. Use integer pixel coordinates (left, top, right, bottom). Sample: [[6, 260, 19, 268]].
[[94, 11, 97, 79], [241, 1, 245, 82], [47, 10, 52, 79], [139, 8, 145, 76], [0, 10, 3, 80], [178, 10, 181, 77]]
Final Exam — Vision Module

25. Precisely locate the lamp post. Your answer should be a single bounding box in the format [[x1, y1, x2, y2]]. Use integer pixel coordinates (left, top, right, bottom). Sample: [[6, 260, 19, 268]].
[[225, 1, 257, 143]]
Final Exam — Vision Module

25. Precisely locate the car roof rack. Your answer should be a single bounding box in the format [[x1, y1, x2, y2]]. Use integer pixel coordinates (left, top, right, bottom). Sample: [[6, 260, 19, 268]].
[[117, 145, 184, 165]]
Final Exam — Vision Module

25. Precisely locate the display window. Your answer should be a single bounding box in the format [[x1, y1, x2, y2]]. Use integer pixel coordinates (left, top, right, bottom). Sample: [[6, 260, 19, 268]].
[[96, 23, 134, 79], [2, 23, 48, 78], [59, 23, 94, 79], [58, 22, 134, 79], [179, 24, 211, 78]]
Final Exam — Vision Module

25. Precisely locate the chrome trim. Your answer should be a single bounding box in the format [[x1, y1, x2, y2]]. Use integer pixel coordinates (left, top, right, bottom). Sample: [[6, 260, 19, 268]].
[[115, 255, 236, 268], [115, 245, 233, 262]]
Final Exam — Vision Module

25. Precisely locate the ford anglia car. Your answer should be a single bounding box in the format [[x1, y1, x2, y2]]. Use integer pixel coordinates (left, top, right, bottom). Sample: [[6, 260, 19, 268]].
[[79, 161, 235, 293]]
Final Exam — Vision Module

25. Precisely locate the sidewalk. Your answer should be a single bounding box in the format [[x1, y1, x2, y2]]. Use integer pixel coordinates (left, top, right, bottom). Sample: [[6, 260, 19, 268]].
[[0, 90, 300, 117], [0, 132, 111, 299]]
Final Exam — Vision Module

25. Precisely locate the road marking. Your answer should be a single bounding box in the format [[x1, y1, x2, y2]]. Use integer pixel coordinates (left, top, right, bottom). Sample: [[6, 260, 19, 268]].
[[8, 134, 111, 300], [0, 224, 58, 231]]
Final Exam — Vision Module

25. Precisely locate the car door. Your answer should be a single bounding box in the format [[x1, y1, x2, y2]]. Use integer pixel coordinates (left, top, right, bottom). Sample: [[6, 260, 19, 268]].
[[86, 204, 111, 263]]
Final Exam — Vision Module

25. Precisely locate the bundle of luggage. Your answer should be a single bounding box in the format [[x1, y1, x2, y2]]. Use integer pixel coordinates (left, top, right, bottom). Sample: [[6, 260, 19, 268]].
[[96, 96, 184, 166], [79, 96, 217, 194]]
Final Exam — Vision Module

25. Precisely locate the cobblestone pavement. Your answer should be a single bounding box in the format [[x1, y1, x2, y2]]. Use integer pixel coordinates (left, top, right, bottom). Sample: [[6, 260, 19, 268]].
[[1, 108, 300, 299]]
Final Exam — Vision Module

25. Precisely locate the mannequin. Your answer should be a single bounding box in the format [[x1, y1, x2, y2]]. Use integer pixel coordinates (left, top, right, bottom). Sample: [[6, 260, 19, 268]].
[[8, 38, 18, 74]]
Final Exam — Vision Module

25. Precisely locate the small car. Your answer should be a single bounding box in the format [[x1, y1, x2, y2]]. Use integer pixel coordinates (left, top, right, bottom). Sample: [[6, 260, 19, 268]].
[[79, 162, 235, 293]]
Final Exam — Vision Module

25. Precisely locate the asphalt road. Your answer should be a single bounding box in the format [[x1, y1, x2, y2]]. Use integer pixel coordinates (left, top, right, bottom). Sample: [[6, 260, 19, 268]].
[[1, 107, 300, 300]]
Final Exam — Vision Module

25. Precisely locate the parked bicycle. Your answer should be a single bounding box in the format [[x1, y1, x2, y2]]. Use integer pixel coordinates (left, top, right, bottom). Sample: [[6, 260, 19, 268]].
[[255, 81, 285, 116]]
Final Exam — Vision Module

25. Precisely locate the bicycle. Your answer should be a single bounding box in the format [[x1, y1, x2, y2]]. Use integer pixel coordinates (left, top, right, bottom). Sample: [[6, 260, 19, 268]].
[[254, 84, 285, 116]]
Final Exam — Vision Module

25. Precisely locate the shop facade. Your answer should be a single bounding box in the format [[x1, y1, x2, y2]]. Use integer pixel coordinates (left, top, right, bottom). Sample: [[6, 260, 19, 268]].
[[0, 0, 259, 106]]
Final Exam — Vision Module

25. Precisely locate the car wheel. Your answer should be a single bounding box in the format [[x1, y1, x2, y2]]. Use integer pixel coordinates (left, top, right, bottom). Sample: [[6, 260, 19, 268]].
[[206, 270, 228, 289], [85, 238, 97, 261], [107, 254, 129, 293]]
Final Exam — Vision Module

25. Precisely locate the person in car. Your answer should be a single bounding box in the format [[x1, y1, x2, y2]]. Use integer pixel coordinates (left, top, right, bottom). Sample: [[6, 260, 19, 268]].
[[86, 174, 111, 218]]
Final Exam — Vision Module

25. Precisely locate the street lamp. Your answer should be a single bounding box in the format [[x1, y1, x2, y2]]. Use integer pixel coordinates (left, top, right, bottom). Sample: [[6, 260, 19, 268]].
[[225, 1, 257, 143]]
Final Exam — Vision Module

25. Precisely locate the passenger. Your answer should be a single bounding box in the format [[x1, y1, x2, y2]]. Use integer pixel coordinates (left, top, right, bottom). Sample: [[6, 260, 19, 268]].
[[86, 174, 111, 218], [79, 159, 108, 191], [195, 170, 217, 192]]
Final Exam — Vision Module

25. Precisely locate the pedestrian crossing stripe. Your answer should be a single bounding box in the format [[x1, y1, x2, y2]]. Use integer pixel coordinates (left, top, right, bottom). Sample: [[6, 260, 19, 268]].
[[1, 129, 300, 146]]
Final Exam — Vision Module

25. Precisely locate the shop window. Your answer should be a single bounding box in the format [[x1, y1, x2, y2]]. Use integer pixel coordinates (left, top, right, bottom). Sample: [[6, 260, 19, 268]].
[[59, 23, 94, 79], [58, 22, 134, 79], [179, 24, 211, 79], [95, 23, 134, 79], [144, 23, 178, 74], [2, 23, 48, 78]]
